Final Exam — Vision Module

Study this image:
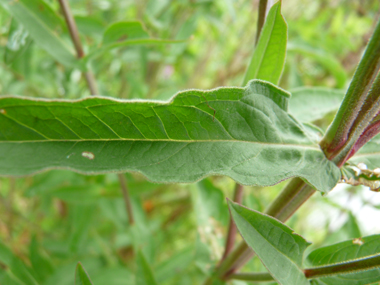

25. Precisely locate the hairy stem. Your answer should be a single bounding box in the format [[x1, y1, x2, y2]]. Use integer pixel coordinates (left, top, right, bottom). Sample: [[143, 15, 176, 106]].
[[229, 254, 380, 281], [221, 184, 244, 262], [304, 254, 380, 279], [230, 272, 274, 282], [118, 174, 135, 225], [320, 19, 380, 160]]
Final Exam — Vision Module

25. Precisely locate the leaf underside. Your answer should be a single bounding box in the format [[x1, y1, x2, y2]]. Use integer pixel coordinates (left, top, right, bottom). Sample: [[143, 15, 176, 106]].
[[0, 80, 340, 192], [348, 134, 380, 169], [228, 200, 310, 285]]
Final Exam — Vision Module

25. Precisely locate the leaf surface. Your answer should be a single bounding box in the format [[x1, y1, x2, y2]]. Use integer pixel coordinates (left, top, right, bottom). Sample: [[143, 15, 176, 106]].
[[0, 0, 78, 68], [75, 262, 93, 285], [85, 21, 183, 62], [288, 42, 347, 88], [307, 234, 380, 285], [136, 251, 158, 285], [289, 87, 345, 123], [349, 134, 380, 169], [0, 80, 340, 192], [228, 200, 310, 285], [242, 1, 287, 85]]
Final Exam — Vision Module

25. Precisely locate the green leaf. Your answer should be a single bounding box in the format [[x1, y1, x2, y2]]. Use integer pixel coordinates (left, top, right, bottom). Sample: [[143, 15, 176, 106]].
[[349, 134, 380, 169], [287, 42, 347, 88], [85, 21, 183, 62], [289, 87, 345, 123], [242, 1, 287, 85], [0, 0, 78, 68], [4, 18, 32, 65], [102, 21, 149, 44], [136, 251, 158, 285], [155, 247, 194, 283], [75, 262, 93, 285], [29, 236, 54, 283], [307, 234, 380, 285], [0, 241, 39, 285], [228, 200, 310, 285], [0, 80, 340, 192]]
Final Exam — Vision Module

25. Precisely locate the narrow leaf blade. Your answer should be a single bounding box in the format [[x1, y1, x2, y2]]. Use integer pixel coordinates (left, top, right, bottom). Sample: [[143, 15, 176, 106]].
[[228, 200, 310, 285], [75, 262, 94, 285], [242, 1, 287, 85], [136, 251, 158, 285]]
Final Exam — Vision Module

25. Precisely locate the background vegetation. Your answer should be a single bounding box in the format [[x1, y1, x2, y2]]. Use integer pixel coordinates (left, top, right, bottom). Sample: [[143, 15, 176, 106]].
[[0, 0, 380, 284]]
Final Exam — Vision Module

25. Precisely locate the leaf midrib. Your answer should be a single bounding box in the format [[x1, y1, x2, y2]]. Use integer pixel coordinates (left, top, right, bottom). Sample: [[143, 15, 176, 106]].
[[0, 139, 321, 149]]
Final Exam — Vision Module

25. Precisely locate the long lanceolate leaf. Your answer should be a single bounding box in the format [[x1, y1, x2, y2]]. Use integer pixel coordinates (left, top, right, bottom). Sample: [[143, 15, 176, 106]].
[[0, 0, 78, 68], [228, 200, 310, 285], [0, 80, 340, 192]]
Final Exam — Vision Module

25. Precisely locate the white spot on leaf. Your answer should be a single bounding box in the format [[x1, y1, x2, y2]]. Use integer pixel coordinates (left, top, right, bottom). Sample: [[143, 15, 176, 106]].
[[82, 151, 95, 160], [0, 109, 6, 114], [352, 238, 364, 245]]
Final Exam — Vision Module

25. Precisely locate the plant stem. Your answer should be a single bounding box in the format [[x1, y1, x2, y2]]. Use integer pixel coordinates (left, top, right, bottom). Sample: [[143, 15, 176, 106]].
[[118, 174, 135, 225], [58, 0, 98, 95], [304, 254, 380, 278], [320, 19, 380, 161], [230, 272, 274, 282], [229, 254, 380, 281], [255, 0, 268, 44], [220, 184, 244, 262]]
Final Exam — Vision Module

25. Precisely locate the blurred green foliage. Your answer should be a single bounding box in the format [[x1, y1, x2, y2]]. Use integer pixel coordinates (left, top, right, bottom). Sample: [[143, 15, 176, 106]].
[[0, 0, 380, 284]]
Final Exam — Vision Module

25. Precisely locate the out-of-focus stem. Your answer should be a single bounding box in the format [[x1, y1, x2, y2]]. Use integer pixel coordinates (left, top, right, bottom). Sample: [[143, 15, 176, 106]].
[[118, 174, 134, 225], [220, 184, 244, 262], [255, 0, 268, 44], [58, 0, 99, 95]]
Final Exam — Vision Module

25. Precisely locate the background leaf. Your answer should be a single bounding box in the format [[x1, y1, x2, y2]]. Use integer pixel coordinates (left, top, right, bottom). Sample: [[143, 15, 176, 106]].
[[289, 87, 345, 123], [307, 234, 380, 285], [242, 1, 287, 85], [228, 200, 310, 285], [0, 80, 340, 192], [102, 21, 149, 44], [135, 251, 158, 285], [0, 0, 78, 68], [75, 262, 93, 285]]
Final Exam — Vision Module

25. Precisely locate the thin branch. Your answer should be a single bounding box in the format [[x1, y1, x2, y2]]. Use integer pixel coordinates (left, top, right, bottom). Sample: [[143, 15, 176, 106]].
[[58, 0, 84, 58], [304, 254, 380, 279], [229, 254, 380, 282], [84, 71, 99, 95], [118, 174, 135, 225], [220, 184, 244, 262], [58, 0, 98, 95], [229, 272, 274, 282], [255, 0, 269, 44]]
